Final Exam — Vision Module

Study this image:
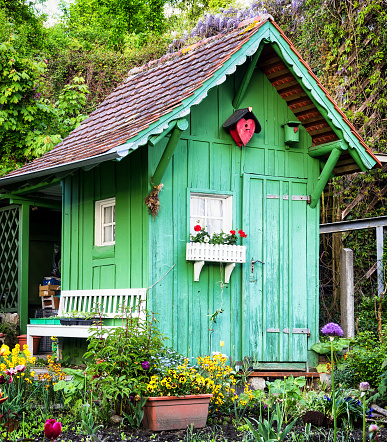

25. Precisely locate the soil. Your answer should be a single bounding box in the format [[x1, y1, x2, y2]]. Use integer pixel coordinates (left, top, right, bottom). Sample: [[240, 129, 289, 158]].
[[32, 420, 387, 441]]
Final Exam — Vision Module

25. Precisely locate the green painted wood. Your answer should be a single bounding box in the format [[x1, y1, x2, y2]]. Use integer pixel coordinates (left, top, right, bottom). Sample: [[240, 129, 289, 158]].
[[253, 362, 306, 371], [60, 47, 322, 367], [308, 140, 347, 158], [62, 176, 72, 291], [61, 149, 149, 293], [18, 204, 29, 333], [151, 119, 188, 186], [70, 173, 79, 289], [149, 121, 177, 147], [2, 177, 61, 196], [82, 169, 94, 289], [7, 195, 61, 210], [92, 245, 115, 259], [310, 148, 342, 208], [233, 42, 266, 108]]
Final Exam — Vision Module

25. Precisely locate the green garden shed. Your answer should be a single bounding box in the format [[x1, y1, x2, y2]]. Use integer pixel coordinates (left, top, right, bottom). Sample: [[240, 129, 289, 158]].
[[0, 15, 380, 369]]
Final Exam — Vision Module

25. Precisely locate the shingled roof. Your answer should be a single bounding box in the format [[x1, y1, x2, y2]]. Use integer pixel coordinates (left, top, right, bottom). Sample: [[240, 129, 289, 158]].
[[0, 15, 379, 186]]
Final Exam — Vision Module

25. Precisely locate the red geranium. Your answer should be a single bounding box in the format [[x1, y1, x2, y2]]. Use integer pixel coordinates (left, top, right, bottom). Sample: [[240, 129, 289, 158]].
[[239, 230, 247, 238], [194, 224, 202, 232], [230, 230, 236, 235]]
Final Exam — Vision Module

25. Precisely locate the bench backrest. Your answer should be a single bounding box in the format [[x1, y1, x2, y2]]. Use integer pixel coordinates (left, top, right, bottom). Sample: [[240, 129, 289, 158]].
[[58, 289, 147, 319]]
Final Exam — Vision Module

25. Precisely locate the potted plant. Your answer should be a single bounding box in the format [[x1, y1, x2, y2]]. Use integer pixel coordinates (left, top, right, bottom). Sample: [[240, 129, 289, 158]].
[[186, 224, 247, 282], [142, 363, 213, 431], [59, 311, 95, 326]]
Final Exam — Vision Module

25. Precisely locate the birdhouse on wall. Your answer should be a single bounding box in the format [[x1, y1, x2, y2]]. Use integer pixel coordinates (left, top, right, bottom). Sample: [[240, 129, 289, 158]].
[[223, 107, 261, 147], [282, 120, 301, 147]]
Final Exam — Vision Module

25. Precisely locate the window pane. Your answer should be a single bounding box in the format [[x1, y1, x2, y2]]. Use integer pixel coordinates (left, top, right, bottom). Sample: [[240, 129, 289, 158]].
[[207, 219, 222, 235], [191, 197, 205, 217], [104, 225, 113, 243], [113, 224, 116, 241], [207, 199, 223, 218], [113, 205, 115, 222], [104, 206, 112, 223]]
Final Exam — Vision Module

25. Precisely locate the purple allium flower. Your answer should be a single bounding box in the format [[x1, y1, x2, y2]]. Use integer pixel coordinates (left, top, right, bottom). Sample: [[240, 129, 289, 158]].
[[359, 381, 370, 392], [321, 322, 343, 337], [141, 361, 150, 370]]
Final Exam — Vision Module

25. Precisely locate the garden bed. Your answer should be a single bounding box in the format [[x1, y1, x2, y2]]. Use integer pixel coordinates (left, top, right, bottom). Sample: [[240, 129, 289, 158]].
[[32, 419, 387, 441]]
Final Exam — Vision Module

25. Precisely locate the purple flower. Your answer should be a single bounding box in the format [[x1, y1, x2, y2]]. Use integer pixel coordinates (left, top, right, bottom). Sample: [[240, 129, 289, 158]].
[[141, 361, 150, 370], [359, 382, 370, 392], [321, 322, 343, 337], [0, 375, 6, 384], [15, 364, 25, 373]]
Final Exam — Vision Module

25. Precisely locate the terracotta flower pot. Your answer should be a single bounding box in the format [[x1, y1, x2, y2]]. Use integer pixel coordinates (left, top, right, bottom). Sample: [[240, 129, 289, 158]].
[[17, 335, 41, 354], [142, 394, 212, 431]]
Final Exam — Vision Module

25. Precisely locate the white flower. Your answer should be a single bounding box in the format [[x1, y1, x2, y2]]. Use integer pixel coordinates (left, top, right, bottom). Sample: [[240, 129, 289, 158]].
[[204, 237, 210, 243]]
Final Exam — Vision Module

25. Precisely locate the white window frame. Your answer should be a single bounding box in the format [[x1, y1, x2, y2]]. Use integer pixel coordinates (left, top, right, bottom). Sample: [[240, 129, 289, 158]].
[[190, 193, 233, 237], [95, 197, 116, 246]]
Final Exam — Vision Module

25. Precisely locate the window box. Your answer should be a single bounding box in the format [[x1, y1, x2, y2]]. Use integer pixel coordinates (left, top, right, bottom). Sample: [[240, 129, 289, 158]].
[[186, 243, 246, 282]]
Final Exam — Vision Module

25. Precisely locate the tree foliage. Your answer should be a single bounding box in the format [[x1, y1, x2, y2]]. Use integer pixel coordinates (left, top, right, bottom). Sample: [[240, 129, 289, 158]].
[[62, 0, 167, 50], [0, 32, 89, 174]]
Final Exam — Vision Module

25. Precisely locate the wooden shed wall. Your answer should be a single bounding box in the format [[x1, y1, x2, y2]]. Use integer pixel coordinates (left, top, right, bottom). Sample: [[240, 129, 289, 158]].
[[62, 147, 149, 292], [147, 66, 320, 365], [61, 65, 320, 365]]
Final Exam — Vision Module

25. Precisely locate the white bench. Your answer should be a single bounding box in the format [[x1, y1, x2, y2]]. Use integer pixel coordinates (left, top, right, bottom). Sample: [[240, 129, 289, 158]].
[[27, 288, 147, 358]]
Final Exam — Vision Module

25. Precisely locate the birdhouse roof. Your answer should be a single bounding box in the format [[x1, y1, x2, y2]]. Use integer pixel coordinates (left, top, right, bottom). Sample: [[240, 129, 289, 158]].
[[0, 15, 380, 186]]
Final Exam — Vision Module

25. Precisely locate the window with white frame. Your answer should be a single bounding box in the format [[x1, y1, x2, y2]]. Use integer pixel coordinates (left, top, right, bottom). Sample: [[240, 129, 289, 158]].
[[95, 198, 116, 246], [190, 193, 232, 237]]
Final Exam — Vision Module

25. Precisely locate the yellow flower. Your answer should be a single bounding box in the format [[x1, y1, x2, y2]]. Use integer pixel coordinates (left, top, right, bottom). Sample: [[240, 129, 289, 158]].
[[220, 341, 224, 347]]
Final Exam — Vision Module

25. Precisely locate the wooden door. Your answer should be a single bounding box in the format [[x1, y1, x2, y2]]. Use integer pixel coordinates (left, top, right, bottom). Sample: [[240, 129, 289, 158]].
[[242, 174, 310, 367]]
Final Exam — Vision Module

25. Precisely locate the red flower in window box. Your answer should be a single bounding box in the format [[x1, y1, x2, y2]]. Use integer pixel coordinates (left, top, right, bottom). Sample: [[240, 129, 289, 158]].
[[194, 224, 202, 232]]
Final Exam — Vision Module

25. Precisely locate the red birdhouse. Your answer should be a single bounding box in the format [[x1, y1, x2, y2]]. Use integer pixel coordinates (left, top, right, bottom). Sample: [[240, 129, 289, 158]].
[[223, 107, 261, 147]]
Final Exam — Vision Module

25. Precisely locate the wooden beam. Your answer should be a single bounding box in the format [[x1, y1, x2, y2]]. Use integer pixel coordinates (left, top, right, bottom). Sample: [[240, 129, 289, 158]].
[[8, 195, 62, 210], [308, 139, 347, 158], [310, 148, 342, 208], [151, 119, 188, 186], [232, 42, 265, 109], [148, 121, 177, 148], [3, 177, 61, 196], [18, 204, 29, 334]]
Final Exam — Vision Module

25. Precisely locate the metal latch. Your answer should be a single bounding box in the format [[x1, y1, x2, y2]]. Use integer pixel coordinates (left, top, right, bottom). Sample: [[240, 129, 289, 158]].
[[251, 258, 265, 272], [283, 328, 310, 337]]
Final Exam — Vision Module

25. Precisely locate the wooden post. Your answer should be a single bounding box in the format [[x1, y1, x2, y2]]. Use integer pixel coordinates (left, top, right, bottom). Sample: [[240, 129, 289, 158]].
[[310, 148, 342, 208], [376, 226, 384, 297], [151, 119, 188, 186], [18, 203, 29, 334], [340, 248, 355, 337], [232, 42, 265, 109]]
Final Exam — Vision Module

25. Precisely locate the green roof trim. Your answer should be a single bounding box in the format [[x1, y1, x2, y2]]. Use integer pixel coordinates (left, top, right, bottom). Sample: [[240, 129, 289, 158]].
[[267, 26, 376, 171]]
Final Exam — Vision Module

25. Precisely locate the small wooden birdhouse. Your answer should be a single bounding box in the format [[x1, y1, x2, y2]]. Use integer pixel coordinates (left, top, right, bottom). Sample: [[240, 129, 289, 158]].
[[282, 120, 301, 147], [223, 107, 261, 147]]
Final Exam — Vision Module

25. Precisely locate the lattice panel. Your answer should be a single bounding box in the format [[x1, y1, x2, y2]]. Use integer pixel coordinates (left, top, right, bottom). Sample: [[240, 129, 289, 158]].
[[0, 206, 20, 311]]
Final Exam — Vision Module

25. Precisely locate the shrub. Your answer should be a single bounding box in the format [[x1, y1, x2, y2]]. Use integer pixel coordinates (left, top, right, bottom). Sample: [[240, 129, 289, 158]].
[[84, 310, 165, 416], [343, 330, 387, 389]]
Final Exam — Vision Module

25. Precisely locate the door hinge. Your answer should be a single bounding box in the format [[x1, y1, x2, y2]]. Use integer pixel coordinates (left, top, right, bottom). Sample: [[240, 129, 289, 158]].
[[292, 195, 311, 202]]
